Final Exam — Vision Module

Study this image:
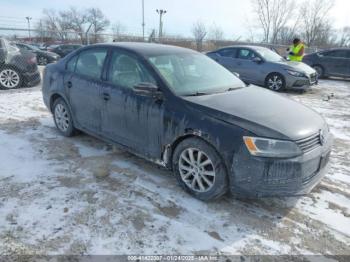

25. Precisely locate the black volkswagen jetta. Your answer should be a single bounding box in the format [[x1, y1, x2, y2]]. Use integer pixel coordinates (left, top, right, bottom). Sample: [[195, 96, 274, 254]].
[[42, 43, 333, 200]]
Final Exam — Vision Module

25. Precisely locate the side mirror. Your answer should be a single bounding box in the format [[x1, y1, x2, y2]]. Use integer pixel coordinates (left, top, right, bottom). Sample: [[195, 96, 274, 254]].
[[252, 57, 263, 64], [133, 82, 163, 99]]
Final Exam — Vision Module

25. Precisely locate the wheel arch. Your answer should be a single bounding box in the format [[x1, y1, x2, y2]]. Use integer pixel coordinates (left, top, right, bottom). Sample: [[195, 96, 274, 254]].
[[166, 131, 226, 172], [49, 93, 70, 113]]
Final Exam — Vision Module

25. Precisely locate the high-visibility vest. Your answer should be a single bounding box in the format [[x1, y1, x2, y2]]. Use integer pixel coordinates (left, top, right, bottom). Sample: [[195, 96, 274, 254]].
[[289, 43, 305, 62]]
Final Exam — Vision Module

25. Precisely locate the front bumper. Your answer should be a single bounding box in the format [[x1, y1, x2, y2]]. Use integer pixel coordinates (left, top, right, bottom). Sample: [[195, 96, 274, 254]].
[[285, 73, 318, 90], [230, 134, 333, 198], [23, 70, 41, 87]]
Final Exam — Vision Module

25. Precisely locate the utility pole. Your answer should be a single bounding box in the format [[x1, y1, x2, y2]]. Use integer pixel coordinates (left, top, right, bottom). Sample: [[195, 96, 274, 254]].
[[142, 0, 145, 41], [25, 16, 32, 42], [156, 9, 167, 39], [40, 19, 44, 43]]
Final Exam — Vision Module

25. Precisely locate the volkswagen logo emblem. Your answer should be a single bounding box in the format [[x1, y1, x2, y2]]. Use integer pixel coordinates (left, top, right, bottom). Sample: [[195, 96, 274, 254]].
[[319, 129, 325, 145]]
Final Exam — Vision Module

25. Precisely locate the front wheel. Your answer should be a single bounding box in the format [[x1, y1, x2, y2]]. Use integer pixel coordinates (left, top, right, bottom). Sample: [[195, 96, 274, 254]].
[[265, 73, 285, 91], [172, 138, 228, 201], [53, 98, 77, 137]]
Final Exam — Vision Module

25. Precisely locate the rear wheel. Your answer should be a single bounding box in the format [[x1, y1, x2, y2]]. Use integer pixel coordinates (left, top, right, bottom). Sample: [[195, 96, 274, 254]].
[[53, 98, 77, 137], [313, 65, 325, 78], [38, 56, 48, 65], [172, 138, 228, 201], [0, 67, 22, 89], [265, 73, 285, 91]]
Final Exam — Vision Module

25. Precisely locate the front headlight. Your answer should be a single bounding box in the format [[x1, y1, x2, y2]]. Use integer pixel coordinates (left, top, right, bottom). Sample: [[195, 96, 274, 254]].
[[286, 70, 305, 77], [243, 136, 302, 158]]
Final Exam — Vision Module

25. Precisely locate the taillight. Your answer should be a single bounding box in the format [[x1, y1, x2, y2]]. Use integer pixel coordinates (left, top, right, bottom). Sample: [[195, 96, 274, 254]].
[[27, 56, 37, 64]]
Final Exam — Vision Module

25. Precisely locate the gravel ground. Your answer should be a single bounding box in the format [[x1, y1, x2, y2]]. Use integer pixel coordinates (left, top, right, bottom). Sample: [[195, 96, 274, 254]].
[[0, 71, 349, 258]]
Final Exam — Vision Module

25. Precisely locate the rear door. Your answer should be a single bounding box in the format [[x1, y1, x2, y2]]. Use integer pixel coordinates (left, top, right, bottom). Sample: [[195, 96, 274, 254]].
[[66, 47, 108, 133], [319, 50, 349, 76], [212, 48, 238, 72]]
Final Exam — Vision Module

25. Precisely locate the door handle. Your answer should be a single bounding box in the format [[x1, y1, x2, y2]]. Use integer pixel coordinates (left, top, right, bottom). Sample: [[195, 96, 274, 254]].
[[66, 81, 72, 89], [103, 92, 110, 101]]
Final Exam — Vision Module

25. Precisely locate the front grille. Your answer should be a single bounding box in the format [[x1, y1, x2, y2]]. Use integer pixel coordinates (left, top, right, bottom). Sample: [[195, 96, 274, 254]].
[[296, 132, 321, 152]]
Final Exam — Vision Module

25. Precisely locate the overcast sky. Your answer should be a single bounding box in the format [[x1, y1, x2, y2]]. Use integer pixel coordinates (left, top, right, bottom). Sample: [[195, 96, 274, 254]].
[[1, 0, 349, 39]]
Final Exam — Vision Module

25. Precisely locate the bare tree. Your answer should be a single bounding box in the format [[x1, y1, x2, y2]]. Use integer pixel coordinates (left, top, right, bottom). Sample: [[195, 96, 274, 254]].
[[208, 23, 224, 41], [251, 0, 296, 43], [300, 0, 334, 46], [112, 21, 126, 41], [60, 7, 87, 44], [86, 8, 110, 43], [41, 9, 70, 41], [192, 21, 207, 51], [339, 27, 350, 47]]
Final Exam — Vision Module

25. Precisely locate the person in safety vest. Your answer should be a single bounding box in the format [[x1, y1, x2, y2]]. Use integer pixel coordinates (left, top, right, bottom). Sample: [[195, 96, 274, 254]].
[[287, 38, 305, 62]]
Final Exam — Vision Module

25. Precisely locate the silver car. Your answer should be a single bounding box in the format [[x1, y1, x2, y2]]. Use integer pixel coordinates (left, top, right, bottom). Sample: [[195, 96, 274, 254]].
[[207, 45, 318, 91]]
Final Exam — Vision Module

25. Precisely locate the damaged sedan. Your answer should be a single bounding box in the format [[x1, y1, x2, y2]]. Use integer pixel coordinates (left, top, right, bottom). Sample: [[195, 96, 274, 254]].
[[42, 43, 333, 200]]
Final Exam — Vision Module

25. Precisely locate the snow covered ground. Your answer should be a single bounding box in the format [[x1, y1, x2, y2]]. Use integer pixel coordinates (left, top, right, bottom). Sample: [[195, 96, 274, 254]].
[[0, 71, 349, 257]]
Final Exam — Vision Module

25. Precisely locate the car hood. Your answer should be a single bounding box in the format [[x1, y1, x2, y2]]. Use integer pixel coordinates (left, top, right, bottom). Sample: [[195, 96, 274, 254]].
[[276, 60, 316, 74], [183, 86, 325, 141]]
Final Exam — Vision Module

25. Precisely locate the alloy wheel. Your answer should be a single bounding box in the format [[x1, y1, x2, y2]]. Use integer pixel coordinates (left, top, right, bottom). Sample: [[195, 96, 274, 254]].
[[267, 75, 283, 91], [38, 57, 48, 65], [0, 69, 20, 89], [54, 103, 70, 132], [178, 148, 216, 193]]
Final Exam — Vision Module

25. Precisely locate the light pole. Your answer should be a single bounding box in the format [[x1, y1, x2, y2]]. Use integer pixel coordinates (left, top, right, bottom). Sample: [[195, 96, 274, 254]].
[[156, 9, 167, 39], [142, 0, 145, 41], [25, 16, 32, 42]]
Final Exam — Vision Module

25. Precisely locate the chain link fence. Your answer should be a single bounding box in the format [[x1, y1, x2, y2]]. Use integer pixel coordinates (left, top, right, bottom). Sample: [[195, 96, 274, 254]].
[[0, 27, 320, 89], [0, 27, 320, 54]]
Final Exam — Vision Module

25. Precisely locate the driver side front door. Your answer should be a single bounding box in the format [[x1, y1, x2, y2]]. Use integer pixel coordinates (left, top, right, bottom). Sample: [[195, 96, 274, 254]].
[[102, 49, 165, 159]]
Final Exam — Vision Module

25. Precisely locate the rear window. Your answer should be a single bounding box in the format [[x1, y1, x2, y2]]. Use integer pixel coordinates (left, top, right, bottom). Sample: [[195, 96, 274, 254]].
[[218, 48, 237, 58], [75, 48, 108, 79]]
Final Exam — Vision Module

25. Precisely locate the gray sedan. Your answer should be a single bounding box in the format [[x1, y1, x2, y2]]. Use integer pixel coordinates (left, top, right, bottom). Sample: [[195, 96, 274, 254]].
[[207, 45, 318, 91]]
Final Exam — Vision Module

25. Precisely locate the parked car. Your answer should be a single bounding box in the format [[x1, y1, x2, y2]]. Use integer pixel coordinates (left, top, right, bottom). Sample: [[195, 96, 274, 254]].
[[13, 43, 60, 65], [207, 45, 318, 91], [0, 38, 40, 89], [42, 43, 332, 200], [302, 48, 350, 78], [50, 44, 82, 58]]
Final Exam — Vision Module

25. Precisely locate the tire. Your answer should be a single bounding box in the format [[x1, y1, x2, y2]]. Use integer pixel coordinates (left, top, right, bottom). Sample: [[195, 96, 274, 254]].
[[265, 73, 286, 91], [0, 67, 22, 90], [172, 137, 228, 201], [313, 65, 325, 78], [52, 98, 77, 137], [38, 56, 48, 65]]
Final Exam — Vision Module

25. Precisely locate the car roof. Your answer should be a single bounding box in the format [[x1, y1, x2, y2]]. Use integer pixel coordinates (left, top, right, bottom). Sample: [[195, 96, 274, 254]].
[[215, 45, 270, 52], [92, 42, 197, 56]]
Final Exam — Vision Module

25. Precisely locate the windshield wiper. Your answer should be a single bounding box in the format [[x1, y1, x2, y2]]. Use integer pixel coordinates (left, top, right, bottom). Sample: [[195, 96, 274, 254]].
[[183, 92, 209, 97]]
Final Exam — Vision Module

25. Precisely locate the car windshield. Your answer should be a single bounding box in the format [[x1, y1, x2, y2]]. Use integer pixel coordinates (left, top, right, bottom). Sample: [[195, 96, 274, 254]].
[[255, 48, 285, 62], [148, 53, 244, 96]]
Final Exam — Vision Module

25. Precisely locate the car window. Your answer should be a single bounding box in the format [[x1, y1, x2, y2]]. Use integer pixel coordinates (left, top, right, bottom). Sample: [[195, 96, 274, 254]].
[[75, 49, 107, 79], [323, 50, 348, 58], [218, 48, 237, 58], [237, 49, 256, 60], [66, 55, 78, 72], [108, 50, 156, 89]]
